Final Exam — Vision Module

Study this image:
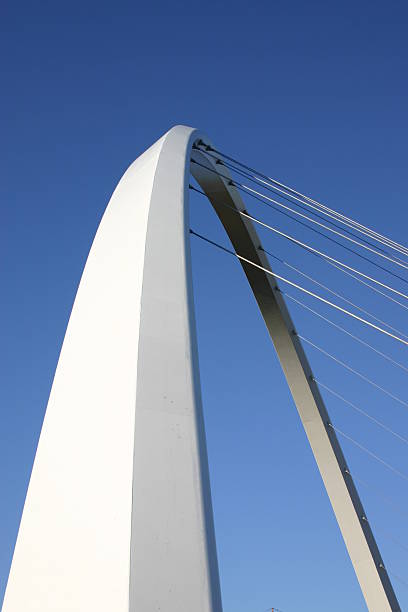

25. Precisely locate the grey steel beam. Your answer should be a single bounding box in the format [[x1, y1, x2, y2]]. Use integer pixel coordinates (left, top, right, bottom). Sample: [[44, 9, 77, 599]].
[[191, 141, 400, 612]]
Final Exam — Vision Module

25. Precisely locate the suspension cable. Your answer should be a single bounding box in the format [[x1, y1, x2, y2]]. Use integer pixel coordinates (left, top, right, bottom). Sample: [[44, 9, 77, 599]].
[[275, 254, 408, 338], [345, 471, 408, 520], [328, 424, 408, 482], [192, 184, 408, 329], [242, 181, 408, 272], [246, 180, 408, 285], [190, 229, 408, 348], [191, 159, 408, 284], [242, 180, 408, 288], [373, 525, 408, 555], [260, 244, 408, 314], [218, 154, 408, 265], [322, 258, 408, 312], [190, 158, 408, 599], [387, 569, 408, 590], [189, 183, 408, 302], [315, 379, 408, 445], [284, 293, 408, 374], [212, 153, 408, 266], [298, 336, 408, 408], [197, 143, 408, 256], [208, 153, 394, 257], [192, 183, 408, 337], [195, 142, 408, 259]]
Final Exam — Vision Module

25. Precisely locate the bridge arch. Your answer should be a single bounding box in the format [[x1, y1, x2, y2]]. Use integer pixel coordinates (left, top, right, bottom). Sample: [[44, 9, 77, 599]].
[[3, 126, 398, 612]]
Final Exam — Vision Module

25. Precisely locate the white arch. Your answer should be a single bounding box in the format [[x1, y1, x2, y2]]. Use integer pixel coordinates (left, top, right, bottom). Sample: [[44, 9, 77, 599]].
[[2, 126, 399, 611]]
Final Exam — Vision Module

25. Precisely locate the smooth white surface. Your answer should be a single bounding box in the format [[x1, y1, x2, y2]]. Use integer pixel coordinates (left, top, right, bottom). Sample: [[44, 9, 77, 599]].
[[3, 126, 223, 612], [3, 136, 166, 611]]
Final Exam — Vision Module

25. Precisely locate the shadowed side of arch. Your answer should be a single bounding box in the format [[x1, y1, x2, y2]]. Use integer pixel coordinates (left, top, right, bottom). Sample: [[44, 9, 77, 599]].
[[189, 143, 399, 612]]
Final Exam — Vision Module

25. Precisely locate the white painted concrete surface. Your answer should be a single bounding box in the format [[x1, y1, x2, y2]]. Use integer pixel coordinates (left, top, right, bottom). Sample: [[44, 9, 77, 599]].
[[3, 126, 222, 612]]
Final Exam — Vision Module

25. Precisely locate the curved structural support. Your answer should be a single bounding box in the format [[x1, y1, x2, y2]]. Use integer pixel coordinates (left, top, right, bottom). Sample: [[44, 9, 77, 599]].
[[191, 143, 400, 612], [3, 126, 221, 612], [3, 126, 399, 612]]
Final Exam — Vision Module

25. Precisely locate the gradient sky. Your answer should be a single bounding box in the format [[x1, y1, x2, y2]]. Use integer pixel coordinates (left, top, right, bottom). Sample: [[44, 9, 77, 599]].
[[2, 1, 408, 610]]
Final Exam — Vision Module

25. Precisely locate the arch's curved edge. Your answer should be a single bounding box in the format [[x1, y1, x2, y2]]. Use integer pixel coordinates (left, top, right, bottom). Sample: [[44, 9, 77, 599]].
[[190, 146, 400, 612], [3, 125, 222, 612], [2, 125, 399, 612], [127, 126, 222, 611]]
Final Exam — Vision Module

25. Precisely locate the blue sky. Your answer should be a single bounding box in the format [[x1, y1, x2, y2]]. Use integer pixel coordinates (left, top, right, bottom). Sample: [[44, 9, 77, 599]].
[[1, 1, 408, 609]]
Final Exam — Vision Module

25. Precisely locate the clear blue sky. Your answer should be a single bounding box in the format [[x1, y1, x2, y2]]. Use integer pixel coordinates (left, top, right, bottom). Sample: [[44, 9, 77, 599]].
[[1, 1, 408, 610]]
